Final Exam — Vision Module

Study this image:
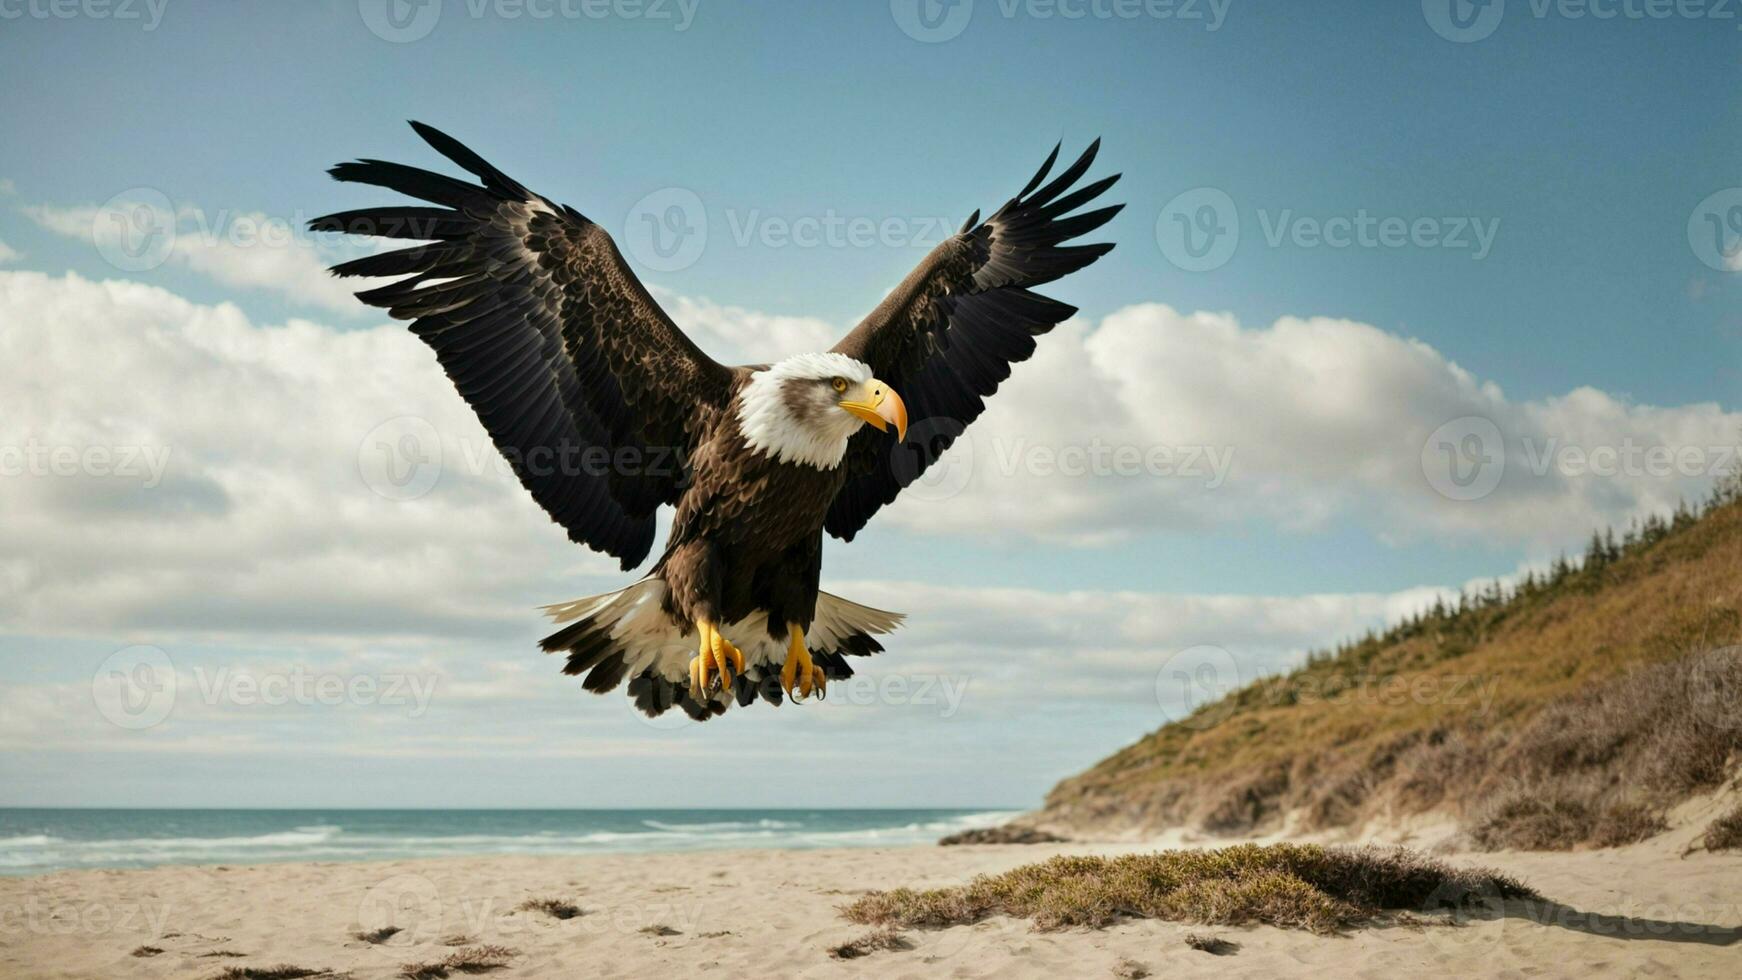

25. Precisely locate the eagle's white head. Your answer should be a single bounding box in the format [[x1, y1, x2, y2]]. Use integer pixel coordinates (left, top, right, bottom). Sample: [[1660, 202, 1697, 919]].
[[737, 352, 909, 469]]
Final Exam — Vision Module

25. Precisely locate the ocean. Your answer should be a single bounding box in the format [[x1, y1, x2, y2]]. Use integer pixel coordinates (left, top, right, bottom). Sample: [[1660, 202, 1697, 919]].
[[0, 808, 1019, 876]]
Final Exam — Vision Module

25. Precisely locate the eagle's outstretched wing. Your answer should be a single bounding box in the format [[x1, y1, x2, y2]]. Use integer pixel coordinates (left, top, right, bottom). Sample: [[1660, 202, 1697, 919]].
[[310, 122, 733, 569], [825, 141, 1121, 540]]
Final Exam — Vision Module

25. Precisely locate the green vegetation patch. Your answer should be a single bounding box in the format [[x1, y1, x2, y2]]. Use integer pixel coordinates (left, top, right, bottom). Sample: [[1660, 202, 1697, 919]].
[[841, 843, 1535, 935]]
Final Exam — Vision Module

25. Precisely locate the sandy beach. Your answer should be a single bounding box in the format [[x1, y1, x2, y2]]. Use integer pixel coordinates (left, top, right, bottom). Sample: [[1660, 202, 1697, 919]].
[[4, 809, 1739, 980]]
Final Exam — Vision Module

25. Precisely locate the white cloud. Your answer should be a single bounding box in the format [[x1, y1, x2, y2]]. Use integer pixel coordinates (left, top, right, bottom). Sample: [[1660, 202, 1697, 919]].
[[878, 303, 1741, 552], [23, 199, 387, 315], [0, 239, 18, 264], [0, 270, 1460, 785], [657, 288, 838, 364], [0, 269, 616, 641], [30, 269, 1737, 807]]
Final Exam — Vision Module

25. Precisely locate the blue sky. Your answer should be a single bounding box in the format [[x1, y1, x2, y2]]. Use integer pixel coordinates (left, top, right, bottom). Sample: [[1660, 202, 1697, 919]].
[[0, 1, 1738, 808]]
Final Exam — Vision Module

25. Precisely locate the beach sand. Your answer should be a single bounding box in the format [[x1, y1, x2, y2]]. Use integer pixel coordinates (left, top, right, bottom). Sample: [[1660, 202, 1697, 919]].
[[3, 818, 1739, 979]]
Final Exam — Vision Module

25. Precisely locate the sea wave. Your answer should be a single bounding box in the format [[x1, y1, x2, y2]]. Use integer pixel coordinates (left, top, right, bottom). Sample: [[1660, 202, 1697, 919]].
[[0, 810, 1023, 874], [640, 818, 802, 832]]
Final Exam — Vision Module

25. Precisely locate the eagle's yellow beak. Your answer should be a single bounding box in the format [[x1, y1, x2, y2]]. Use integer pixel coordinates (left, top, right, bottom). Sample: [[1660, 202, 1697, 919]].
[[841, 378, 908, 441]]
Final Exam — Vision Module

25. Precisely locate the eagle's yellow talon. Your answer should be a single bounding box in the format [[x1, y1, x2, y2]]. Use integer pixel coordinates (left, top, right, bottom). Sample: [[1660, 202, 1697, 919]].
[[687, 620, 742, 699], [783, 623, 821, 701], [710, 627, 743, 688], [688, 644, 705, 702]]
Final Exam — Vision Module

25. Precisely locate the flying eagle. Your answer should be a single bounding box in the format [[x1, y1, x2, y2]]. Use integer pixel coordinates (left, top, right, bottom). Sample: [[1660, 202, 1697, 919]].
[[311, 123, 1120, 720]]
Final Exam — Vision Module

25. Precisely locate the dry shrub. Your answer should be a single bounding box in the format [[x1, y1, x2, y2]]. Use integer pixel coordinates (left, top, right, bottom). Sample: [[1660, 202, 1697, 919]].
[[1484, 648, 1742, 798], [1200, 763, 1291, 834], [826, 927, 912, 959], [130, 945, 165, 957], [1699, 802, 1742, 851], [214, 968, 338, 980], [938, 825, 1067, 845], [841, 843, 1534, 936], [1459, 648, 1742, 850], [352, 926, 402, 944], [1183, 932, 1239, 955], [398, 945, 515, 979], [515, 897, 581, 920], [1389, 727, 1487, 813], [1469, 787, 1667, 851]]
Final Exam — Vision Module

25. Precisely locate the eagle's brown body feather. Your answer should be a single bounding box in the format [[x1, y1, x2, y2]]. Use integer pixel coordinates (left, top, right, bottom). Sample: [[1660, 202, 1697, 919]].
[[656, 375, 846, 639]]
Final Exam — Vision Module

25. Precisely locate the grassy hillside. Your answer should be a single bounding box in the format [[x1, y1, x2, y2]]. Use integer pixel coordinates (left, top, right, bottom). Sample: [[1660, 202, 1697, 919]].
[[1040, 479, 1742, 847]]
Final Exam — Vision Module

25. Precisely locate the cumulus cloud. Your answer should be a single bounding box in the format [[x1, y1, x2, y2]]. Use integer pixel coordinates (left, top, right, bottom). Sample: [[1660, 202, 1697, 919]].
[[877, 304, 1741, 551], [657, 288, 838, 364], [0, 239, 17, 264], [0, 576, 1445, 773], [23, 198, 387, 315], [22, 268, 1730, 805], [1, 270, 1461, 797], [0, 269, 619, 641]]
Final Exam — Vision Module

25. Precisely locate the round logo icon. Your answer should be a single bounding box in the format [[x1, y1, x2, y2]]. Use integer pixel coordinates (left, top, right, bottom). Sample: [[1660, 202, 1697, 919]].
[[634, 679, 707, 732], [623, 187, 707, 273], [1156, 188, 1239, 272], [890, 0, 974, 42], [1155, 645, 1240, 730], [358, 416, 444, 502], [360, 0, 443, 43], [1688, 188, 1742, 272], [93, 645, 176, 730], [1415, 875, 1510, 959], [889, 416, 974, 504], [356, 873, 444, 950], [1421, 0, 1505, 43], [94, 188, 176, 273], [1421, 416, 1505, 502]]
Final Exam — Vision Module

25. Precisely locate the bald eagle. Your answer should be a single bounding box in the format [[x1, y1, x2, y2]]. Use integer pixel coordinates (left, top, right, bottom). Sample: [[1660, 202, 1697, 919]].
[[312, 123, 1120, 720]]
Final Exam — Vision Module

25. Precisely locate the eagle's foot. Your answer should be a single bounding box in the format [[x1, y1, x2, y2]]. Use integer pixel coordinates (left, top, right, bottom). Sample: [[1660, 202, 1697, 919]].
[[687, 620, 743, 701], [781, 623, 826, 701]]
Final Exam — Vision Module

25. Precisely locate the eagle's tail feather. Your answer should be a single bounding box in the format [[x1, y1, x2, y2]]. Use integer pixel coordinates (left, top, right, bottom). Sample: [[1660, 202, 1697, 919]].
[[538, 579, 903, 720]]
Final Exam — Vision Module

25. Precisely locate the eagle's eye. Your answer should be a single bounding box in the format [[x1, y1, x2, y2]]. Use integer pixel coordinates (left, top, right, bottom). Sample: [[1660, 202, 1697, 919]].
[[830, 377, 849, 393]]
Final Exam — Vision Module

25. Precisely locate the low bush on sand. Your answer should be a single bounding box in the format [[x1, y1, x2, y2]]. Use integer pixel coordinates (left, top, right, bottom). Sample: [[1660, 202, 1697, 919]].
[[515, 897, 581, 920], [397, 945, 516, 979], [841, 843, 1534, 935], [826, 926, 913, 959], [1699, 802, 1742, 851]]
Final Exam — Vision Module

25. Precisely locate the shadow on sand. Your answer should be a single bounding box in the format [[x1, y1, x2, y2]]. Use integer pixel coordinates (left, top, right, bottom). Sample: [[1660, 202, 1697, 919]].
[[1417, 896, 1742, 947]]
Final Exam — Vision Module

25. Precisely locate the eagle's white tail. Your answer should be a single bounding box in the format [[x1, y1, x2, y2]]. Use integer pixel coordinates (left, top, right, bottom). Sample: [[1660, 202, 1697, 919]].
[[538, 577, 903, 719]]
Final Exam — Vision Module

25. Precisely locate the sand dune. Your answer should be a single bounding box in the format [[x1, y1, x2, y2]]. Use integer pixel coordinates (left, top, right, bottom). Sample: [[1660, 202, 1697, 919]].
[[2, 816, 1738, 979]]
